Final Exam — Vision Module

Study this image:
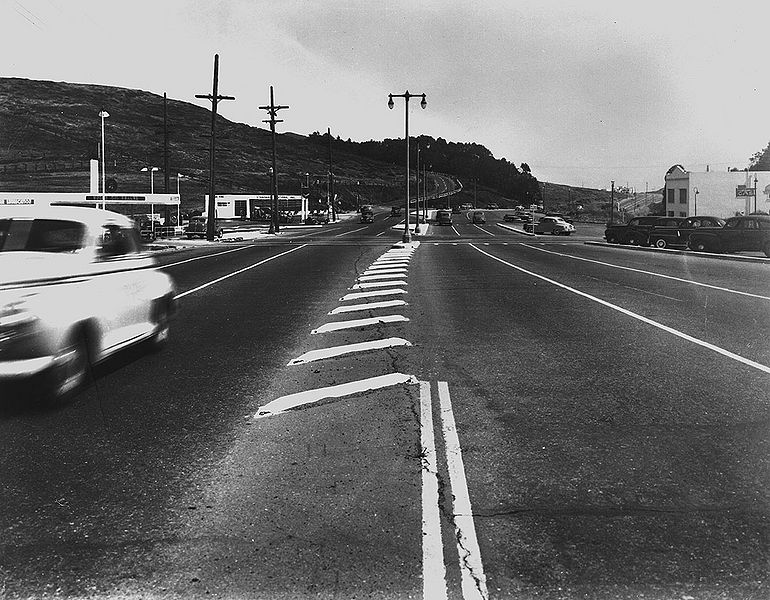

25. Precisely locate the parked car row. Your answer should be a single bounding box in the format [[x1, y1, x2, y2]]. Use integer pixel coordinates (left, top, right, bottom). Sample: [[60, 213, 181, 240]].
[[604, 215, 770, 256]]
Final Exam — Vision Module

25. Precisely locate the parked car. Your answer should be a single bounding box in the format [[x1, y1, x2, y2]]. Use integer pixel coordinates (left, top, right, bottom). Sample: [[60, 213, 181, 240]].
[[486, 203, 499, 210], [305, 211, 330, 225], [648, 216, 724, 248], [604, 216, 660, 245], [451, 206, 461, 214], [459, 203, 474, 211], [390, 206, 401, 217], [0, 205, 176, 403], [534, 216, 576, 235], [687, 214, 770, 256], [185, 216, 223, 239], [503, 213, 521, 222], [436, 210, 452, 225], [471, 211, 486, 224], [545, 212, 574, 224]]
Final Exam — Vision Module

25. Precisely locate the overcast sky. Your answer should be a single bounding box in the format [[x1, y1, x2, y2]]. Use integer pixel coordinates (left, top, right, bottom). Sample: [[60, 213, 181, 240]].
[[3, 0, 769, 190]]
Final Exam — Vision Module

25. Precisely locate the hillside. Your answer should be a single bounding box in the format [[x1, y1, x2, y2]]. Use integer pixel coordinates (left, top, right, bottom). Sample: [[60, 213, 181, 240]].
[[0, 77, 627, 217]]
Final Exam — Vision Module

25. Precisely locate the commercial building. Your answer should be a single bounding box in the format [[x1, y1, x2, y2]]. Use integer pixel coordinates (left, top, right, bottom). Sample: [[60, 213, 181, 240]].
[[204, 194, 308, 220], [664, 165, 770, 218]]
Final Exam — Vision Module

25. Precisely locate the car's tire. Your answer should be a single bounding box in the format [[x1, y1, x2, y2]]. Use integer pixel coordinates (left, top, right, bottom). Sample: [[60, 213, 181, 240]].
[[764, 243, 770, 258], [49, 330, 91, 403], [691, 239, 708, 252], [654, 238, 667, 248], [606, 234, 617, 243], [149, 296, 173, 351]]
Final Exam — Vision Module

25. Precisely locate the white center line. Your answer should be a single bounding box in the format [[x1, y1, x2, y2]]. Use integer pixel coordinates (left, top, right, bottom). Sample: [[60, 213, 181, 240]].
[[160, 245, 254, 269], [438, 381, 489, 600], [420, 381, 448, 600], [174, 245, 307, 299], [471, 244, 770, 374]]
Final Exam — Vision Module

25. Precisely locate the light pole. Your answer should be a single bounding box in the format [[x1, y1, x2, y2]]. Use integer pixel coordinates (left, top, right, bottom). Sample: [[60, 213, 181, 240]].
[[141, 166, 159, 193], [388, 90, 427, 243], [98, 109, 109, 209], [415, 141, 421, 233], [754, 175, 759, 213], [693, 187, 699, 216], [610, 180, 615, 224]]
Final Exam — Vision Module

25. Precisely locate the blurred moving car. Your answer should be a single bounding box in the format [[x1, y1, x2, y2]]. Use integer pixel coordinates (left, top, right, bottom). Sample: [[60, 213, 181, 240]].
[[648, 216, 725, 248], [471, 211, 486, 224], [534, 216, 575, 235], [185, 216, 223, 239], [436, 209, 452, 225], [0, 206, 176, 403]]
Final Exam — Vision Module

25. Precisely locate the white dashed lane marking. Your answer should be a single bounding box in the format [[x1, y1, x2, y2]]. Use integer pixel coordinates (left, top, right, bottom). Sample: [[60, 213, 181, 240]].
[[311, 315, 409, 334]]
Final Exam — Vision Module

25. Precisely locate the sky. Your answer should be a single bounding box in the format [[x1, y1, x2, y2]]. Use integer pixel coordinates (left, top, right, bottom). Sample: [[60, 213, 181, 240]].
[[2, 0, 769, 191]]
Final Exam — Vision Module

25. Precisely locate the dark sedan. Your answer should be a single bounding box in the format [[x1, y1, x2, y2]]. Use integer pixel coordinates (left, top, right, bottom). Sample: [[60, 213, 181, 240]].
[[649, 216, 725, 249]]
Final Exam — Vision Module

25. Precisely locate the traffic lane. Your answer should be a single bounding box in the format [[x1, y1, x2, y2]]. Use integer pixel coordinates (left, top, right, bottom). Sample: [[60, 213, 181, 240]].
[[149, 241, 423, 597], [492, 241, 770, 367], [407, 243, 770, 597], [0, 243, 398, 598]]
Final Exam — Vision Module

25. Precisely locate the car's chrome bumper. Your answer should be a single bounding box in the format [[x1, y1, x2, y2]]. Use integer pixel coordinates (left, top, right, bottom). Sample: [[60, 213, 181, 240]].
[[0, 355, 56, 379]]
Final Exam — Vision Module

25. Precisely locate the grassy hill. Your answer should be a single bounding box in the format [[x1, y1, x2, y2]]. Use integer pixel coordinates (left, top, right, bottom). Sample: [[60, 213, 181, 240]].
[[0, 77, 642, 218]]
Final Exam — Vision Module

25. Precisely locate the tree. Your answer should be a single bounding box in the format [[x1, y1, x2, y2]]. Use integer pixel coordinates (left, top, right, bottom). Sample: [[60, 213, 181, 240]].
[[749, 141, 770, 171]]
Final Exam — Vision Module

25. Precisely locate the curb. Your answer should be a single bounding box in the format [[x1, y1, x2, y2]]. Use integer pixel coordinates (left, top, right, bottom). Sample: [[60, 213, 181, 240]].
[[583, 241, 770, 263]]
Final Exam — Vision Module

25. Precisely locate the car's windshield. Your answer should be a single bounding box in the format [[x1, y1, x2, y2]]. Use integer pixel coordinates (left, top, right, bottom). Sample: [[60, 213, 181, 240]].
[[0, 218, 86, 253]]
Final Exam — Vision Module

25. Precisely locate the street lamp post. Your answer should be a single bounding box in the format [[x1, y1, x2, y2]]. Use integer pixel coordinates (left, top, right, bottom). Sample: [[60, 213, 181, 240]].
[[610, 180, 615, 224], [98, 109, 109, 209], [388, 90, 427, 243], [141, 166, 159, 193], [754, 175, 759, 213], [415, 141, 421, 233]]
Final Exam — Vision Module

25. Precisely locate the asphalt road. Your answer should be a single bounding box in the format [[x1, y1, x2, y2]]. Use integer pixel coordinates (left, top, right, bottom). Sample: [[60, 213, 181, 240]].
[[1, 210, 769, 599]]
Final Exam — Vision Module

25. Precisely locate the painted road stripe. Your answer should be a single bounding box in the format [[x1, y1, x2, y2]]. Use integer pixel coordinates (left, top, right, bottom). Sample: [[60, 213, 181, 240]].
[[175, 245, 307, 300], [254, 373, 418, 418], [373, 258, 412, 265], [438, 381, 489, 600], [335, 226, 370, 237], [521, 244, 770, 301], [329, 300, 408, 314], [340, 288, 407, 301], [358, 272, 408, 281], [160, 244, 254, 269], [352, 280, 408, 290], [311, 315, 409, 334], [368, 262, 410, 270], [287, 337, 411, 365], [471, 244, 770, 375], [420, 381, 449, 600], [473, 224, 495, 236]]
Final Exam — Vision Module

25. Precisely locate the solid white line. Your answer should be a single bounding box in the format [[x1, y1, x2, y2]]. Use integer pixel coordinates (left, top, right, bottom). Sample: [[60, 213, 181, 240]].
[[470, 244, 770, 374], [335, 226, 370, 237], [375, 230, 387, 237], [520, 244, 770, 301], [311, 315, 409, 334], [287, 337, 411, 365], [452, 226, 461, 236], [329, 300, 408, 314], [359, 272, 408, 281], [352, 280, 408, 290], [174, 245, 307, 299], [437, 381, 489, 600], [420, 381, 448, 600], [340, 288, 407, 301], [160, 245, 253, 269], [254, 373, 418, 418], [473, 224, 495, 236]]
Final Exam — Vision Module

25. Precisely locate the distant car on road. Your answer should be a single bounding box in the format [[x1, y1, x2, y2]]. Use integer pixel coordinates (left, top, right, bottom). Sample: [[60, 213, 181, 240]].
[[533, 216, 575, 235], [390, 206, 402, 217], [0, 205, 176, 403], [687, 214, 770, 256], [436, 210, 452, 225], [486, 203, 499, 210], [360, 205, 375, 223], [471, 211, 486, 224], [305, 212, 330, 225]]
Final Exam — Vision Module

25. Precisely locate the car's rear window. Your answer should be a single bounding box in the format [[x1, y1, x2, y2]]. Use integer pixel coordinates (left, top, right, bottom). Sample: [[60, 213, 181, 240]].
[[0, 218, 86, 252]]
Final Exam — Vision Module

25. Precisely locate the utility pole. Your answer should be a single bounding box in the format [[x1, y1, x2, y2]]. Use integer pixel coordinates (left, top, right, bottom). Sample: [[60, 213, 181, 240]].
[[195, 54, 235, 241], [163, 92, 170, 193], [610, 180, 615, 224], [327, 128, 335, 222], [259, 86, 289, 234]]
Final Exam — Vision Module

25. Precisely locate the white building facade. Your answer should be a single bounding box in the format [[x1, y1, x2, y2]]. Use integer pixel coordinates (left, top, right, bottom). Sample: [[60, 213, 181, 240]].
[[203, 194, 307, 220], [664, 165, 770, 218]]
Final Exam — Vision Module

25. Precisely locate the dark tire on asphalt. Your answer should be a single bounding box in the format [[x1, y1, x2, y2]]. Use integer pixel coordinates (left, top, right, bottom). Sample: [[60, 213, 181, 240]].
[[48, 329, 91, 404], [655, 238, 667, 248]]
